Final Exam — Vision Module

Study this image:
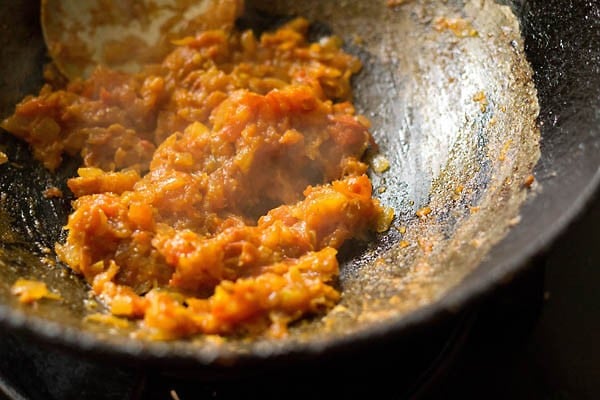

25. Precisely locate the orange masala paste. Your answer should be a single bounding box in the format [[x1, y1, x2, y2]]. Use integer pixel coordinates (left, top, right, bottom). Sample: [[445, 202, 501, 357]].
[[2, 17, 391, 339]]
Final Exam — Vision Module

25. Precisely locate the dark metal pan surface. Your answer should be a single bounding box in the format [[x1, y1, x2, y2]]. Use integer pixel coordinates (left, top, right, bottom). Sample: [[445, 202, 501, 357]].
[[0, 0, 597, 371]]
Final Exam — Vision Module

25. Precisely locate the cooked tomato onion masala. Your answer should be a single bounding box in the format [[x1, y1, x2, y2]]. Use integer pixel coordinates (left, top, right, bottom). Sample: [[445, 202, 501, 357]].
[[2, 14, 392, 339]]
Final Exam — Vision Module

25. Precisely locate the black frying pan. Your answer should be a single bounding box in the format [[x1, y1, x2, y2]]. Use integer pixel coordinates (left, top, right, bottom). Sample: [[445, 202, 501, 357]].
[[0, 0, 598, 376]]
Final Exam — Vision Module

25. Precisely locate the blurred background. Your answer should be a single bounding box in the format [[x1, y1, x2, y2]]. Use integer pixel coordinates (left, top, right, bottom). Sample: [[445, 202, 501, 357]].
[[432, 191, 600, 399]]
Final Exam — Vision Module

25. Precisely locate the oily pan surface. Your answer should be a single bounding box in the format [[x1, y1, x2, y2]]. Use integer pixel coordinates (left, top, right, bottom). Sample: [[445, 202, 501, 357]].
[[0, 0, 539, 363]]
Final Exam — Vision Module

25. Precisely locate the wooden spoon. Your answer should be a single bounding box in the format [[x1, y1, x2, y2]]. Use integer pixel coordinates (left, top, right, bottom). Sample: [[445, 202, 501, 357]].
[[41, 0, 243, 80]]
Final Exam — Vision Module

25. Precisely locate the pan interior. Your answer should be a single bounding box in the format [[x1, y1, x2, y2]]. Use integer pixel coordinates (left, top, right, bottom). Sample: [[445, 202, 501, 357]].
[[0, 0, 539, 361]]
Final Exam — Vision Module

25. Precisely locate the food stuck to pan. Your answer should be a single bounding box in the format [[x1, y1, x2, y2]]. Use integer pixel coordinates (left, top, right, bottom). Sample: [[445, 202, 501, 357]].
[[2, 1, 393, 339]]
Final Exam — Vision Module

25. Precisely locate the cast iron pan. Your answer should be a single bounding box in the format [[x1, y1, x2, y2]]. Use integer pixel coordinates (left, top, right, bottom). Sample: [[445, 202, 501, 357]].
[[0, 0, 597, 374]]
